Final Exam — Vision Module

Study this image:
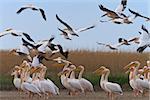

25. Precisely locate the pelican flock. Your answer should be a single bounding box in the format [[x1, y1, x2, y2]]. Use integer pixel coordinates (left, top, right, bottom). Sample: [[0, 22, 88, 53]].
[[0, 0, 150, 100]]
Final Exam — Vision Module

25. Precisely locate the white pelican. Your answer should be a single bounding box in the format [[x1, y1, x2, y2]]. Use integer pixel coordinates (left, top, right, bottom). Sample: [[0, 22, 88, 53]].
[[31, 68, 58, 97], [38, 64, 60, 95], [17, 4, 46, 21], [50, 44, 69, 59], [137, 25, 150, 53], [97, 42, 123, 50], [58, 66, 84, 95], [77, 65, 94, 94], [11, 66, 22, 91], [56, 14, 95, 37], [94, 66, 123, 100], [0, 28, 35, 43], [124, 61, 150, 96], [99, 0, 127, 18], [20, 67, 41, 98], [9, 40, 32, 61]]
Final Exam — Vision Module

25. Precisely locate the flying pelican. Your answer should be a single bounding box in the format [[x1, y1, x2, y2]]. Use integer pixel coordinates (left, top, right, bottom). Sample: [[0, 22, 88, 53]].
[[97, 42, 123, 50], [9, 38, 32, 61], [99, 0, 127, 18], [77, 65, 94, 94], [56, 14, 95, 37], [49, 44, 69, 59], [124, 61, 150, 96], [0, 28, 35, 43], [137, 25, 150, 53], [17, 4, 46, 21], [94, 66, 123, 100]]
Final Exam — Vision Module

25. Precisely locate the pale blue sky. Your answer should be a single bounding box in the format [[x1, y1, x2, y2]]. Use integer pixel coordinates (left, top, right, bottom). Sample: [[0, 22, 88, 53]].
[[0, 0, 150, 52]]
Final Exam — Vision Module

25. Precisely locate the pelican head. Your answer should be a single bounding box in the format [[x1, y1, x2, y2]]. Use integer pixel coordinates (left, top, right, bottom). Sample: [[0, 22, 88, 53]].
[[76, 65, 85, 72], [57, 67, 70, 76], [93, 66, 107, 75], [124, 61, 140, 70], [11, 66, 20, 76]]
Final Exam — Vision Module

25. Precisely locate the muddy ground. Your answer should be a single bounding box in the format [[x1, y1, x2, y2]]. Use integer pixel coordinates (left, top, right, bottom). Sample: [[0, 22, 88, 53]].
[[0, 90, 149, 100]]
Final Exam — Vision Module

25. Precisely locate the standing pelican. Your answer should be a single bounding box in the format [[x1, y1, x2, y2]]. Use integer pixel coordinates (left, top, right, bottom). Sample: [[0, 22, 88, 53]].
[[17, 4, 46, 21], [94, 66, 123, 100], [11, 66, 22, 91], [93, 66, 109, 96], [124, 61, 150, 96], [77, 65, 94, 94]]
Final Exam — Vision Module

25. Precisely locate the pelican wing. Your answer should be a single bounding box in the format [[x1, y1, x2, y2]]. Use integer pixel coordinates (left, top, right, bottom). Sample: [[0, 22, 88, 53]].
[[22, 82, 41, 93], [22, 38, 35, 48], [16, 7, 27, 14], [136, 79, 150, 90], [97, 42, 106, 46], [98, 5, 119, 17], [22, 33, 35, 43], [68, 79, 82, 90], [105, 82, 123, 94], [0, 31, 11, 37], [39, 8, 46, 21], [128, 37, 139, 43], [79, 78, 94, 92], [76, 25, 95, 33], [141, 25, 149, 34], [56, 14, 73, 31], [115, 0, 127, 13], [128, 9, 150, 20]]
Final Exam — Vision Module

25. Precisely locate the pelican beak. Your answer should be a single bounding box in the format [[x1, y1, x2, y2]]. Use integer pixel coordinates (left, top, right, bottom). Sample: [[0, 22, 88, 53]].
[[124, 62, 137, 70], [93, 66, 106, 75]]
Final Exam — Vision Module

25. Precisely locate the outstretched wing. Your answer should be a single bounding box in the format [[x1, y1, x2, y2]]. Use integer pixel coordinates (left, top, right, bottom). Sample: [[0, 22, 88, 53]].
[[98, 4, 119, 17], [22, 33, 35, 43], [77, 25, 95, 33], [129, 9, 150, 20], [141, 25, 149, 34], [16, 7, 28, 14], [39, 8, 46, 21], [56, 14, 73, 30]]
